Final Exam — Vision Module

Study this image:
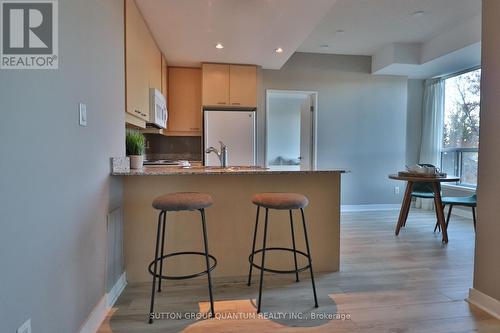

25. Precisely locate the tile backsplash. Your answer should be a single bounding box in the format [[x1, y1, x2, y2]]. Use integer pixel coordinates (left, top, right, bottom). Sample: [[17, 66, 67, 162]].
[[144, 134, 202, 161]]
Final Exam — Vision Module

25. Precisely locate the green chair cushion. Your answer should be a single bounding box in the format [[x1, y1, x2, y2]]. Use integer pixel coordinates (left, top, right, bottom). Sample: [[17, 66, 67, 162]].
[[442, 195, 477, 207], [411, 191, 435, 199]]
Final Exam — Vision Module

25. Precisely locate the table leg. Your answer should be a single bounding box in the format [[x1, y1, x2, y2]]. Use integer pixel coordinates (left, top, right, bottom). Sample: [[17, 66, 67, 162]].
[[396, 181, 413, 236], [432, 182, 448, 243], [402, 195, 411, 227]]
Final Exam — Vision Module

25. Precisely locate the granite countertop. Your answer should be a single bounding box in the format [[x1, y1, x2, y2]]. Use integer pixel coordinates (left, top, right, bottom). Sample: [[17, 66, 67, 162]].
[[112, 165, 347, 176]]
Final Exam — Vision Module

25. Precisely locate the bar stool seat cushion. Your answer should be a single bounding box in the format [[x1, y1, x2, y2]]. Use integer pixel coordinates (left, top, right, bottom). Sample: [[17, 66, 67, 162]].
[[152, 192, 213, 211], [252, 192, 309, 210]]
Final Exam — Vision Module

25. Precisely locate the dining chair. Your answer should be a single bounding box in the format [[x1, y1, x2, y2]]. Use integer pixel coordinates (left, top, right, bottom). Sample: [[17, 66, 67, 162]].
[[402, 164, 439, 227], [434, 194, 477, 232]]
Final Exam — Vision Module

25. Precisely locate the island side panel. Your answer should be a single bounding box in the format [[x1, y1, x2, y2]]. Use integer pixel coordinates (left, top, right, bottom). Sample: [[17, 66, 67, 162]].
[[123, 172, 340, 282]]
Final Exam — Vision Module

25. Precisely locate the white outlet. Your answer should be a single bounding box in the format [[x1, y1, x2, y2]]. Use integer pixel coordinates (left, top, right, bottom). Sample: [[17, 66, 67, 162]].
[[17, 318, 31, 333], [79, 102, 87, 127], [394, 186, 400, 195]]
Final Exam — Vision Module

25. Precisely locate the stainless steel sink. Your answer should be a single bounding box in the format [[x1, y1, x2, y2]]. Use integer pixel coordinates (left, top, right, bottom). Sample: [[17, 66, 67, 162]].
[[183, 165, 268, 171], [226, 166, 268, 171]]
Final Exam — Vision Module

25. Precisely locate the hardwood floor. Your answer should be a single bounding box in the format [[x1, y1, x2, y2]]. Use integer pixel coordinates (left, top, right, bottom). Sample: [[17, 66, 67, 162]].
[[98, 209, 500, 333]]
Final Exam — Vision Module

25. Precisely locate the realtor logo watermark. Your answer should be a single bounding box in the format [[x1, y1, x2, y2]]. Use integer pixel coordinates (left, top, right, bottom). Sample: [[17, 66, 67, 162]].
[[0, 0, 58, 69]]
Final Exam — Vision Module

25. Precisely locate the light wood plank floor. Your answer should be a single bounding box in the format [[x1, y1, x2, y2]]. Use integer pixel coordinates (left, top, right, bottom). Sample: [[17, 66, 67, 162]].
[[98, 209, 500, 333]]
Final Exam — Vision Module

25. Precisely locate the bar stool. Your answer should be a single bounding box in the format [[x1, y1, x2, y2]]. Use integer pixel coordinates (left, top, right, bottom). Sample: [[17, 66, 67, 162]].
[[247, 192, 318, 313], [148, 192, 216, 323]]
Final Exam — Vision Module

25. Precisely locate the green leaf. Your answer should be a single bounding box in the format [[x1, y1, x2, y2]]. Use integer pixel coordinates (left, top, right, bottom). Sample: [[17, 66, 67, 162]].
[[126, 130, 145, 156]]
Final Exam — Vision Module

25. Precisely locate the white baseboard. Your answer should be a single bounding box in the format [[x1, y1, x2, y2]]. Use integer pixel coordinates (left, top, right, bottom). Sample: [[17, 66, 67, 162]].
[[79, 272, 127, 333], [467, 288, 500, 320], [340, 204, 475, 219], [107, 272, 127, 307], [341, 204, 401, 212], [78, 296, 107, 333]]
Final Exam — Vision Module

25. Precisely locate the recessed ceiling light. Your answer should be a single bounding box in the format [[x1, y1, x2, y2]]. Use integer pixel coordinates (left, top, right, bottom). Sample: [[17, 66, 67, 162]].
[[275, 47, 283, 53], [411, 10, 425, 17], [215, 43, 224, 49]]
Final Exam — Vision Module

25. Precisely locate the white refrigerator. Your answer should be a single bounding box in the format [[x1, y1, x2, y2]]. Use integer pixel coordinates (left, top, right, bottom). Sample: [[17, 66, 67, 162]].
[[204, 110, 256, 166]]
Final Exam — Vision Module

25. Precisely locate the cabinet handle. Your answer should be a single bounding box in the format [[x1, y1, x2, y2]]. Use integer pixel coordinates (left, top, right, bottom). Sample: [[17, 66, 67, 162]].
[[232, 102, 241, 105], [134, 110, 141, 114], [217, 102, 226, 105], [190, 127, 200, 131], [141, 113, 147, 117]]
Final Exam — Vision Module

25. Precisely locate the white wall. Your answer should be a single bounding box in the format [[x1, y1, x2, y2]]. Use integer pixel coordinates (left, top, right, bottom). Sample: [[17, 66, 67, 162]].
[[472, 0, 500, 305], [261, 53, 407, 205], [406, 79, 424, 165], [267, 96, 302, 164], [0, 0, 125, 332]]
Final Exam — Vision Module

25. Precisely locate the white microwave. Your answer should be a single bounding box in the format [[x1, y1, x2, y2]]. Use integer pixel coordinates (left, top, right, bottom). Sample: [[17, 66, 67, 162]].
[[148, 88, 167, 129]]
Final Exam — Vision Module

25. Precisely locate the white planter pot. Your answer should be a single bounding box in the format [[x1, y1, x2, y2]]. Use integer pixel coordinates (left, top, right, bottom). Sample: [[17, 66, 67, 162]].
[[129, 155, 143, 169]]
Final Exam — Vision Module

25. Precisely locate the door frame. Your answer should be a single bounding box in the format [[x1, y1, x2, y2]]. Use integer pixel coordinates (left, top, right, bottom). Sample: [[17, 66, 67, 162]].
[[264, 89, 318, 168]]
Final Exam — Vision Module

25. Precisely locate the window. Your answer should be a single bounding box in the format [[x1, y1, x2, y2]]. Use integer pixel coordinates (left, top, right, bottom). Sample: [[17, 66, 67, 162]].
[[441, 68, 481, 187]]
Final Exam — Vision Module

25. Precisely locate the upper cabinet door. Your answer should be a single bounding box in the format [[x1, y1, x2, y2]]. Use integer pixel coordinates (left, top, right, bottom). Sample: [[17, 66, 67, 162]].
[[202, 64, 230, 106], [125, 0, 141, 118], [161, 55, 168, 99], [146, 31, 161, 91], [167, 67, 202, 135], [229, 65, 257, 107], [125, 0, 149, 121]]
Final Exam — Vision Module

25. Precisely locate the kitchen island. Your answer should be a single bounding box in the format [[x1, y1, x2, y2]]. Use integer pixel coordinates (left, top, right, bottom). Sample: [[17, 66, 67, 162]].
[[113, 166, 345, 283]]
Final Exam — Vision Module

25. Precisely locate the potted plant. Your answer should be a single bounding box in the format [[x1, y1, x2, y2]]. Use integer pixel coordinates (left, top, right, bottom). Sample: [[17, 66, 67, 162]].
[[126, 131, 145, 169]]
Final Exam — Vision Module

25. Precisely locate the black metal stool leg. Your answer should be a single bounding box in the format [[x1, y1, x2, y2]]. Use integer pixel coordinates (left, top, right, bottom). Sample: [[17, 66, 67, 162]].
[[158, 211, 167, 292], [257, 208, 269, 313], [289, 210, 300, 282], [300, 208, 318, 308], [149, 211, 164, 324], [247, 206, 260, 286], [200, 209, 215, 317]]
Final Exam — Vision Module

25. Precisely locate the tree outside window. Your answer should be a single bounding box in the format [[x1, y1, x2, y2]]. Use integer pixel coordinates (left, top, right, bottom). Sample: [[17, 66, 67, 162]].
[[441, 68, 481, 186]]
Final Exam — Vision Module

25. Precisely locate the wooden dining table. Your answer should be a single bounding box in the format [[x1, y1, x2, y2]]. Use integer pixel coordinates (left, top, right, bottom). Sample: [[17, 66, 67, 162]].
[[389, 174, 460, 243]]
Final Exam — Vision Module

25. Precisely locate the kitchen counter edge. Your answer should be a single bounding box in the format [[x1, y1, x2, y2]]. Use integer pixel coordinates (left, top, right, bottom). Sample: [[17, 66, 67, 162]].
[[112, 167, 347, 176]]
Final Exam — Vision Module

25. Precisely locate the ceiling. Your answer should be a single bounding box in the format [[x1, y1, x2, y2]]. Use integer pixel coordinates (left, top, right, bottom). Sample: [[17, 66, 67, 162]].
[[136, 0, 337, 70], [298, 0, 481, 56], [136, 0, 481, 77]]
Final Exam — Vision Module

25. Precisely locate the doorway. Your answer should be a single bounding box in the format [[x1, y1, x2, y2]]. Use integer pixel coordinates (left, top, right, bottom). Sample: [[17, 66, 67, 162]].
[[265, 90, 318, 169]]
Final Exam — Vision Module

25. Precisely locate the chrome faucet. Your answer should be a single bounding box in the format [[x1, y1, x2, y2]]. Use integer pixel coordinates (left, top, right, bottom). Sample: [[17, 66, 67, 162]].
[[205, 141, 228, 167]]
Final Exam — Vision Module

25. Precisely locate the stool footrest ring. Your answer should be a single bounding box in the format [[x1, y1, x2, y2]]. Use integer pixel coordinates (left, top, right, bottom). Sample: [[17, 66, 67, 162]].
[[148, 251, 217, 280], [248, 247, 311, 274]]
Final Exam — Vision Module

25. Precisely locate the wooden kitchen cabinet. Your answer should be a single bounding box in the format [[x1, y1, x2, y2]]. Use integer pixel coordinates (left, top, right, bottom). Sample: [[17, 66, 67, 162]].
[[147, 33, 161, 91], [202, 63, 230, 106], [229, 65, 257, 107], [202, 63, 257, 108], [166, 67, 202, 136], [161, 55, 168, 99], [125, 0, 148, 121], [125, 0, 164, 124]]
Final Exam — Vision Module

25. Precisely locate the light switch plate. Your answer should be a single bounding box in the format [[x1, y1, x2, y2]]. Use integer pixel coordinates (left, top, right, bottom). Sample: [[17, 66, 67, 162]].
[[17, 318, 31, 333], [79, 103, 87, 127]]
